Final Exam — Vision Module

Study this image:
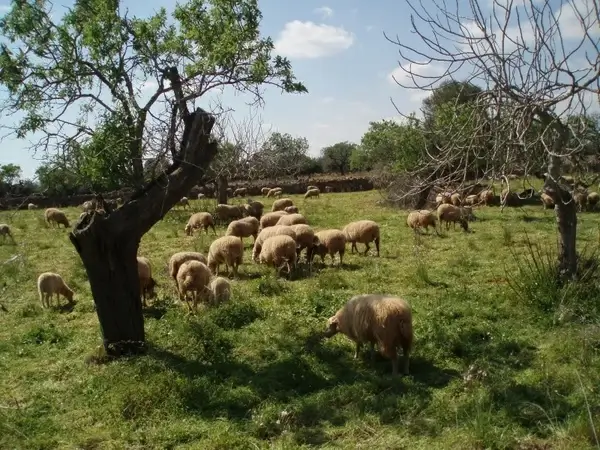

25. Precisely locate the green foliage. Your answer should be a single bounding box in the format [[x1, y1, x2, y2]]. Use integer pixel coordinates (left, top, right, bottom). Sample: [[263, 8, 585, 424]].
[[252, 132, 310, 178], [321, 141, 357, 175], [0, 163, 21, 185], [422, 80, 482, 129]]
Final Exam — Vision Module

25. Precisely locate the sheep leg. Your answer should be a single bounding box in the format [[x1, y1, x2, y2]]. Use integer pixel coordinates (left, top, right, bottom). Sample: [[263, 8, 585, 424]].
[[363, 242, 370, 256], [354, 342, 362, 359], [374, 238, 380, 257], [351, 242, 358, 253]]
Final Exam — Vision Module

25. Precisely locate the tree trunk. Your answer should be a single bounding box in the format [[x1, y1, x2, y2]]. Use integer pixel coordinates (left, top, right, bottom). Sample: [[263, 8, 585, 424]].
[[217, 175, 228, 204]]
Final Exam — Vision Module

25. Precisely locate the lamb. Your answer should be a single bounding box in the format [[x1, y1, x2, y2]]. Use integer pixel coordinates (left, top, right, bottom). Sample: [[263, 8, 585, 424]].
[[137, 256, 157, 307], [233, 187, 247, 197], [168, 251, 208, 292], [261, 187, 270, 196], [304, 188, 320, 199], [177, 197, 190, 209], [436, 204, 469, 231], [323, 294, 413, 376], [450, 193, 462, 206], [259, 211, 288, 229], [342, 220, 380, 256], [207, 235, 244, 277], [258, 234, 297, 275], [44, 208, 70, 228], [463, 194, 479, 206], [252, 225, 297, 262], [185, 212, 216, 236], [290, 224, 319, 261], [209, 276, 231, 304], [226, 216, 260, 244], [284, 205, 299, 214], [587, 192, 599, 209], [215, 204, 244, 222], [540, 192, 555, 209], [311, 229, 346, 266], [176, 260, 212, 312], [0, 224, 14, 243], [406, 210, 438, 234], [276, 213, 308, 226], [37, 272, 75, 308], [272, 198, 294, 211], [27, 203, 37, 210]]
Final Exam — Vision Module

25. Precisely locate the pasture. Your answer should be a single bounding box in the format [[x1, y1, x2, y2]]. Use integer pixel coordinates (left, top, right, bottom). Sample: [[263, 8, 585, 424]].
[[1, 191, 599, 449]]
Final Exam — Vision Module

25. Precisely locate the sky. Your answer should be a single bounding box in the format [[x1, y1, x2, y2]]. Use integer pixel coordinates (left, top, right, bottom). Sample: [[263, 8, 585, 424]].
[[0, 0, 598, 179]]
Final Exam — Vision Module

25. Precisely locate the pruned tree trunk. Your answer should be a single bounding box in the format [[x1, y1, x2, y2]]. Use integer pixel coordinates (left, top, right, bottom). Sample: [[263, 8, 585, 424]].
[[69, 67, 218, 357], [217, 175, 228, 204]]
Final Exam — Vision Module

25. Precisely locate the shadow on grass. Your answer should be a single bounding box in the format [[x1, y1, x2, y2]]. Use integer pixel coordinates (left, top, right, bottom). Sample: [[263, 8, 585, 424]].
[[54, 301, 77, 314]]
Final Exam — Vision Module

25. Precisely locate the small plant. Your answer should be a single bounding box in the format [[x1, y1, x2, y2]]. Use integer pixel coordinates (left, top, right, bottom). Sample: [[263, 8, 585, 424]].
[[502, 226, 513, 246]]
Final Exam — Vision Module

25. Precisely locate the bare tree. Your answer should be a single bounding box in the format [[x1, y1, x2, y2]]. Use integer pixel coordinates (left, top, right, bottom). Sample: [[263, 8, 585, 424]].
[[386, 0, 600, 278]]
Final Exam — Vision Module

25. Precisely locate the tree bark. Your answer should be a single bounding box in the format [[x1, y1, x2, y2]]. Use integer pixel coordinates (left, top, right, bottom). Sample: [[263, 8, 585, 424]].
[[217, 175, 228, 205]]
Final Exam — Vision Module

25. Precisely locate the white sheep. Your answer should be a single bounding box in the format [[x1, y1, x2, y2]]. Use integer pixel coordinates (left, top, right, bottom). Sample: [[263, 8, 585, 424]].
[[342, 220, 380, 256], [324, 294, 413, 376], [177, 197, 190, 209], [290, 224, 319, 262], [284, 205, 299, 214], [209, 276, 231, 304], [259, 211, 288, 230], [406, 210, 438, 234], [312, 229, 346, 266], [137, 256, 157, 307], [233, 187, 247, 197], [272, 198, 294, 212], [243, 200, 264, 219], [266, 187, 283, 198], [44, 208, 70, 228], [463, 194, 479, 206], [304, 188, 320, 199], [252, 225, 297, 262], [307, 185, 318, 191], [168, 252, 208, 293], [226, 216, 260, 244], [540, 192, 555, 209], [176, 260, 212, 312], [261, 187, 270, 196], [27, 203, 37, 210], [215, 204, 244, 223], [37, 272, 75, 308], [185, 212, 216, 236], [276, 213, 308, 226], [81, 200, 96, 212], [207, 235, 244, 277], [479, 189, 494, 206], [259, 234, 297, 276], [436, 204, 469, 231]]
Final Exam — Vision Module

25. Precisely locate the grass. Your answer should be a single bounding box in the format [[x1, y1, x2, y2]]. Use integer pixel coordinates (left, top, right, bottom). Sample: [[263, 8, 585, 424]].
[[1, 191, 600, 449]]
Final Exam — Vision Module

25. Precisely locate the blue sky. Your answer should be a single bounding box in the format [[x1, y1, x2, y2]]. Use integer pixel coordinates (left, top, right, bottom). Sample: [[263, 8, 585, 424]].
[[0, 0, 598, 179]]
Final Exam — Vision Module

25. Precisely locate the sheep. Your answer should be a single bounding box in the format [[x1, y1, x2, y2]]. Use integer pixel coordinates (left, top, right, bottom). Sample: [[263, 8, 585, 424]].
[[259, 234, 297, 276], [540, 192, 555, 209], [266, 188, 282, 198], [44, 208, 70, 228], [215, 204, 244, 223], [252, 225, 297, 262], [197, 193, 205, 199], [226, 216, 260, 244], [479, 189, 494, 206], [208, 276, 231, 304], [116, 197, 123, 205], [81, 200, 96, 212], [325, 185, 333, 193], [185, 212, 216, 236], [226, 187, 233, 197], [406, 210, 438, 234], [243, 200, 264, 219], [261, 187, 270, 196], [207, 235, 244, 277], [436, 204, 469, 231], [259, 211, 288, 229], [307, 185, 318, 191], [342, 220, 380, 256], [37, 272, 74, 308], [168, 252, 208, 293], [177, 197, 190, 209], [27, 203, 37, 210], [0, 224, 14, 243], [276, 213, 308, 226], [272, 198, 294, 212], [284, 205, 299, 214], [587, 192, 599, 209], [304, 188, 320, 199], [233, 187, 247, 197], [573, 191, 588, 212], [176, 260, 212, 312], [290, 224, 319, 262], [463, 194, 479, 206], [137, 256, 157, 307], [323, 294, 413, 376], [312, 229, 346, 266], [450, 192, 462, 206], [461, 205, 477, 222]]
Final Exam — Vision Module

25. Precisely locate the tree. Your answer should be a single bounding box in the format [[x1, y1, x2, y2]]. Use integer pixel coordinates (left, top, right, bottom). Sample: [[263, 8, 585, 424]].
[[0, 0, 306, 357], [386, 0, 599, 277], [321, 142, 356, 175], [252, 132, 310, 179], [421, 80, 483, 129], [0, 164, 22, 185]]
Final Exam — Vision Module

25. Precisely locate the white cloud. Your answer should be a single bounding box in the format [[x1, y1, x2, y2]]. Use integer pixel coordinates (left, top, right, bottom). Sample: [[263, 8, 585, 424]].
[[557, 0, 600, 39], [274, 21, 355, 59], [313, 6, 333, 19], [388, 62, 442, 86]]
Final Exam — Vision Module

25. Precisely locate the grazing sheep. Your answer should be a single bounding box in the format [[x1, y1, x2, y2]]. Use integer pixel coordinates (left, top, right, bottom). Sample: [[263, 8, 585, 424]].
[[168, 252, 208, 292], [312, 229, 346, 266], [260, 210, 288, 230], [252, 225, 298, 262], [176, 260, 212, 312], [406, 210, 438, 234], [209, 276, 231, 304], [226, 187, 233, 197], [450, 193, 462, 206], [463, 194, 479, 206], [276, 213, 308, 226], [185, 212, 216, 236], [207, 235, 244, 277], [177, 197, 190, 209], [37, 272, 74, 308], [342, 220, 380, 256], [325, 185, 333, 193], [573, 191, 588, 212], [540, 192, 555, 209], [290, 224, 319, 262], [233, 187, 247, 197], [284, 205, 299, 214], [304, 188, 320, 199], [266, 188, 283, 198], [243, 200, 264, 219], [478, 189, 494, 206], [261, 187, 270, 196], [44, 208, 70, 228], [307, 185, 318, 191], [226, 216, 260, 244], [436, 204, 469, 231], [81, 200, 96, 212], [272, 198, 294, 212], [215, 204, 244, 223], [259, 234, 297, 275], [461, 206, 476, 222], [0, 224, 14, 243], [197, 193, 205, 199], [324, 294, 413, 376], [27, 203, 37, 210], [137, 256, 157, 307], [587, 192, 599, 209]]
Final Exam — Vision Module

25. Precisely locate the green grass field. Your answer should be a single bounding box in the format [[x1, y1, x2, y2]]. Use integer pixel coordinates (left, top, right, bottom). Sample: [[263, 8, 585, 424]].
[[1, 191, 600, 449]]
